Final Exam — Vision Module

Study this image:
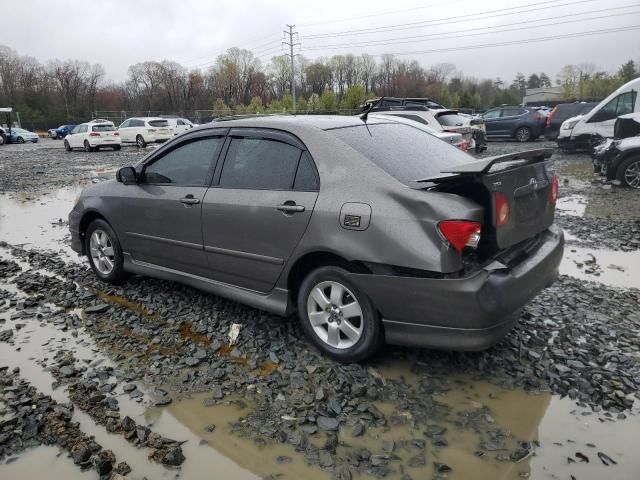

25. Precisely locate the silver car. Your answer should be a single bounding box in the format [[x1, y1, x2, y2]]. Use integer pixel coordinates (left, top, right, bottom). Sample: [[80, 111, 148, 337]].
[[69, 115, 564, 362]]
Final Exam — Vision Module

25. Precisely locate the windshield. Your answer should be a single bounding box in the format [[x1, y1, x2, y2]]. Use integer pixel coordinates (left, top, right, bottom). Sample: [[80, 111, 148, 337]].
[[327, 123, 472, 188]]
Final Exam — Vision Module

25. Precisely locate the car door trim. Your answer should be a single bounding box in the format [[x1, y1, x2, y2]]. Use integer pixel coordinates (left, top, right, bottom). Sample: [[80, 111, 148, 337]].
[[125, 231, 203, 250], [203, 244, 284, 265]]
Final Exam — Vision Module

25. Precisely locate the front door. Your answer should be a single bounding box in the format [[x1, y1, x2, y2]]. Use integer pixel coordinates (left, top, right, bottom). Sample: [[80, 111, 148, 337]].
[[115, 134, 225, 276], [482, 109, 502, 136], [202, 130, 319, 292]]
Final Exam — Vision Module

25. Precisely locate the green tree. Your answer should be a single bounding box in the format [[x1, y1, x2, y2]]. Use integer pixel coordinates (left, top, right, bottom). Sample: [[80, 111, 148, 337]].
[[539, 72, 552, 87], [618, 60, 638, 83], [527, 73, 541, 89], [319, 90, 337, 112], [339, 84, 366, 110], [248, 96, 263, 113], [212, 98, 231, 115], [267, 99, 283, 113], [307, 93, 320, 112], [281, 94, 293, 111]]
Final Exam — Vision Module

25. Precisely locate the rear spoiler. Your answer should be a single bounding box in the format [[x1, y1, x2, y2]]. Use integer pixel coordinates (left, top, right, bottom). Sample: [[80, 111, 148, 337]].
[[417, 148, 552, 183]]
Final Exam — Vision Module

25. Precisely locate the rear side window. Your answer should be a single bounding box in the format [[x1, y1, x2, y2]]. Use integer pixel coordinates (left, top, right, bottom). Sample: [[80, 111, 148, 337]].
[[501, 107, 521, 117], [149, 120, 169, 127], [294, 152, 319, 191], [219, 137, 302, 190], [92, 125, 115, 132], [328, 123, 472, 188], [142, 137, 222, 185]]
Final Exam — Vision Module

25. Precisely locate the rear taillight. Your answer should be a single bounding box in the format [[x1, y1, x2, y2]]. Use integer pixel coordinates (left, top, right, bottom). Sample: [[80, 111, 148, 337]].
[[114, 132, 120, 136], [89, 132, 100, 137], [549, 175, 559, 204], [546, 107, 556, 128], [438, 221, 482, 252], [494, 192, 510, 226]]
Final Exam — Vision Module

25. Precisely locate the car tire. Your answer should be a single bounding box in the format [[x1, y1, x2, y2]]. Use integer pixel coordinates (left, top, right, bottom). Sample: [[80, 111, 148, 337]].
[[136, 135, 146, 148], [297, 266, 382, 363], [57, 134, 63, 140], [114, 145, 121, 151], [617, 156, 640, 189], [64, 140, 72, 152], [515, 127, 532, 142], [0, 135, 5, 146], [17, 137, 25, 144], [85, 219, 126, 284], [84, 140, 93, 152]]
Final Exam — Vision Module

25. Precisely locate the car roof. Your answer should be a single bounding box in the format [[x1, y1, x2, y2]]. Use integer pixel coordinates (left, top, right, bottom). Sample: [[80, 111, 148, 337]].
[[128, 117, 167, 121]]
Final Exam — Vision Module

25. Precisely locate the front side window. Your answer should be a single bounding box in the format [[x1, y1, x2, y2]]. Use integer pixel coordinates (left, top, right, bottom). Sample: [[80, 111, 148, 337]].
[[119, 120, 130, 128], [142, 137, 222, 186], [483, 109, 500, 119], [591, 91, 638, 122], [219, 137, 302, 190]]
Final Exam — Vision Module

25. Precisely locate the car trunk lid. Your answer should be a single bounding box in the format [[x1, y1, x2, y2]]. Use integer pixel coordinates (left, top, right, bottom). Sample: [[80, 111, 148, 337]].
[[421, 148, 557, 250]]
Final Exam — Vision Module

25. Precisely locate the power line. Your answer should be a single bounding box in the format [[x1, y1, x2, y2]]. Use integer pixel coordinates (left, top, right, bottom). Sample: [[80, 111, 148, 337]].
[[300, 8, 640, 51], [181, 32, 283, 68], [302, 0, 598, 39], [297, 0, 466, 28], [300, 25, 640, 58]]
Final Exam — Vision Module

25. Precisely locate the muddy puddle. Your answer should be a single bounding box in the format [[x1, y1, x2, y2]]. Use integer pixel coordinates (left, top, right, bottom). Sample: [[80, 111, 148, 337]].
[[561, 245, 640, 289]]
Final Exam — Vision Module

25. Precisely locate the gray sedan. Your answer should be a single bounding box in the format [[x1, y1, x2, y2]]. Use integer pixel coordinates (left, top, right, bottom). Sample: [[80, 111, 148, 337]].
[[69, 115, 563, 362]]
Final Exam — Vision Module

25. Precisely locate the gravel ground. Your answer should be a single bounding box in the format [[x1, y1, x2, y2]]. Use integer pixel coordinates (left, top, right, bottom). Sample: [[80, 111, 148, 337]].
[[1, 138, 639, 479]]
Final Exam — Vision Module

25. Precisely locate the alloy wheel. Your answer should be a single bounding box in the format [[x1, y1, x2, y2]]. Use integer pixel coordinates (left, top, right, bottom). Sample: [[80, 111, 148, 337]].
[[516, 128, 531, 142], [306, 280, 363, 349], [624, 160, 640, 188], [89, 229, 116, 275]]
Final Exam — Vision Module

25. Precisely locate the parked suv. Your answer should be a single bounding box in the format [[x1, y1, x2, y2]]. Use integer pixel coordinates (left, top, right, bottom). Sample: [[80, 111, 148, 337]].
[[64, 120, 121, 152], [482, 106, 546, 142], [69, 115, 563, 362], [118, 117, 173, 147], [545, 103, 596, 141]]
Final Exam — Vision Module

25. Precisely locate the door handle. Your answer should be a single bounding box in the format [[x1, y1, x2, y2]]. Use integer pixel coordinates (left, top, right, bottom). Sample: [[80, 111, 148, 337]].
[[180, 195, 200, 205], [277, 203, 305, 213]]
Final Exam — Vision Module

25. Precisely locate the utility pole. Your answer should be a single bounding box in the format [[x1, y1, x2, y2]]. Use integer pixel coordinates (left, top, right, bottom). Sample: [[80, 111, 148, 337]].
[[283, 24, 300, 114]]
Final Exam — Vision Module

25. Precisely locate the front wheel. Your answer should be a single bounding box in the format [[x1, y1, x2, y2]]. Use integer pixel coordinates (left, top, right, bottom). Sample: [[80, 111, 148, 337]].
[[136, 135, 146, 148], [515, 127, 532, 142], [617, 156, 640, 189], [64, 140, 72, 152], [297, 266, 382, 363], [17, 137, 25, 144], [85, 219, 126, 284]]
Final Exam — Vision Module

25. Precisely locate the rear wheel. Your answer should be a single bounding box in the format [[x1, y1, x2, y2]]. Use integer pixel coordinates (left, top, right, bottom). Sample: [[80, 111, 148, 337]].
[[617, 156, 640, 189], [85, 219, 126, 284], [297, 266, 382, 363], [84, 140, 93, 152], [136, 135, 146, 148], [515, 127, 532, 142]]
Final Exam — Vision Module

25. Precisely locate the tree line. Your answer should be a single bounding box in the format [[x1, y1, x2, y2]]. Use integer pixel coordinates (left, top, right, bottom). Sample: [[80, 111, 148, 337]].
[[0, 43, 638, 128]]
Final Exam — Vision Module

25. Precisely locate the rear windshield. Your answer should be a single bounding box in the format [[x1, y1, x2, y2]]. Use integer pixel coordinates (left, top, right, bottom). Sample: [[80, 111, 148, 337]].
[[92, 125, 115, 132], [328, 123, 472, 188], [437, 113, 467, 126], [149, 120, 169, 127]]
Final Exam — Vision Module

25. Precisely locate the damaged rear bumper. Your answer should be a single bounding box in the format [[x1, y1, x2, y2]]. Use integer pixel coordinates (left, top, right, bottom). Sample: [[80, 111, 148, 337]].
[[346, 226, 564, 351]]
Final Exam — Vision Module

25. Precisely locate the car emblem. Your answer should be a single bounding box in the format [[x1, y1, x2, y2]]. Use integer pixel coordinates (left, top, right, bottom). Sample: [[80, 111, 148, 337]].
[[529, 177, 538, 189]]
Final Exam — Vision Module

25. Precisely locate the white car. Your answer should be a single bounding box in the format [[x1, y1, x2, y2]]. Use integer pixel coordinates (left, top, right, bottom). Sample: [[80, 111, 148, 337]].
[[375, 109, 476, 151], [64, 121, 121, 152], [164, 117, 197, 135], [117, 117, 173, 147]]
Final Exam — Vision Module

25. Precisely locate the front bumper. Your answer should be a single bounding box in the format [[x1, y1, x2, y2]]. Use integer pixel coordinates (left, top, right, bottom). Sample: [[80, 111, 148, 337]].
[[347, 226, 564, 350]]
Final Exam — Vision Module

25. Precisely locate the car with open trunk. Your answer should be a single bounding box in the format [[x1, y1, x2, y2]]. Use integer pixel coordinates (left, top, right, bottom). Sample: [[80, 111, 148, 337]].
[[69, 115, 564, 362]]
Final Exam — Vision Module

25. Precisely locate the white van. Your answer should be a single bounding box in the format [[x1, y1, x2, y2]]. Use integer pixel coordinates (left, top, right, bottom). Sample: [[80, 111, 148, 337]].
[[557, 77, 640, 151]]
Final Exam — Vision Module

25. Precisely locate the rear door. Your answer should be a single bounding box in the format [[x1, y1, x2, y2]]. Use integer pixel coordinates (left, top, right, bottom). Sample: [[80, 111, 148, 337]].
[[114, 132, 226, 276], [498, 107, 524, 136], [482, 109, 502, 136], [202, 128, 319, 292]]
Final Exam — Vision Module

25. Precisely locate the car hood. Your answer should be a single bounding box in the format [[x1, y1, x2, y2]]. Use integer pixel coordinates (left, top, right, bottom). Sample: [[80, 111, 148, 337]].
[[617, 136, 640, 152]]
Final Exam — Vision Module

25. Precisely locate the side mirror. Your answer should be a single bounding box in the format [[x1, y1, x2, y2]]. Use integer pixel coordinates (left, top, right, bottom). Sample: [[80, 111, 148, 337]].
[[116, 166, 138, 185]]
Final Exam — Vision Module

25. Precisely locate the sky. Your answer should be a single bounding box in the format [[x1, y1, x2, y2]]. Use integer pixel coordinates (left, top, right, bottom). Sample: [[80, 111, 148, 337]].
[[5, 0, 640, 84]]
